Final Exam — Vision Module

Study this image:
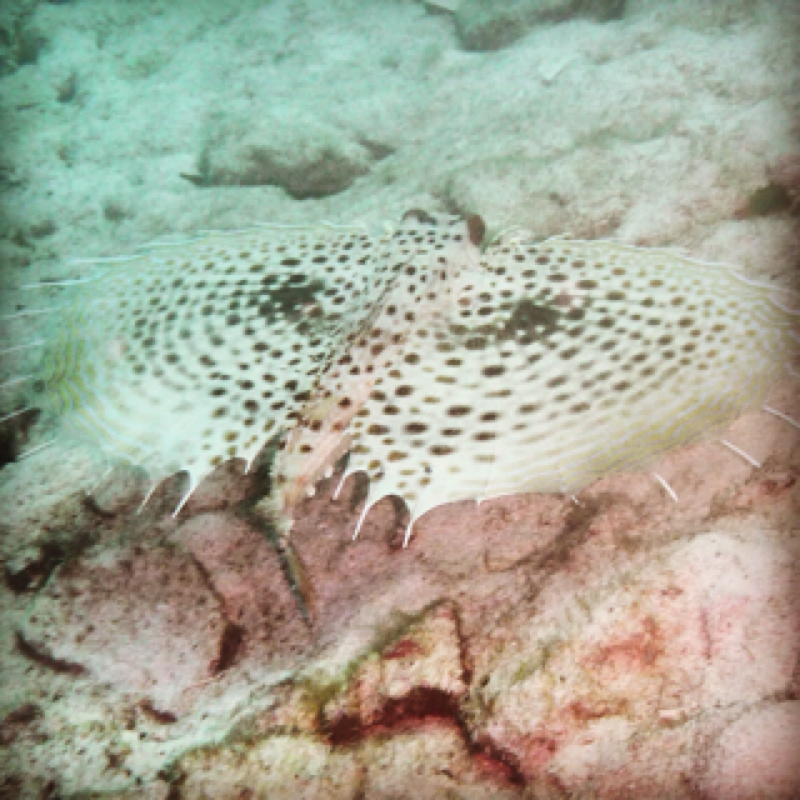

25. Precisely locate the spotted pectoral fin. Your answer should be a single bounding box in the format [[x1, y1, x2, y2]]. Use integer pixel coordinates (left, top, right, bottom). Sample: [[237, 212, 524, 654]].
[[23, 225, 391, 504], [340, 238, 799, 544]]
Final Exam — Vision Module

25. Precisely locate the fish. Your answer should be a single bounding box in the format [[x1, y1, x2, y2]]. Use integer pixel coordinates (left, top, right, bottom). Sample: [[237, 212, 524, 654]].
[[2, 211, 798, 549]]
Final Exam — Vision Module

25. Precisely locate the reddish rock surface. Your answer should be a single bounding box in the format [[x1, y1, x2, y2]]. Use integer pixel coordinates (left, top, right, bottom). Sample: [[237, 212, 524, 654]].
[[19, 544, 233, 709], [1, 373, 798, 800]]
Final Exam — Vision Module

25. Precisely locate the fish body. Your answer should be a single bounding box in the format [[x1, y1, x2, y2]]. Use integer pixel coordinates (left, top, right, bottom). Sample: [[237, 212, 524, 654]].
[[2, 212, 797, 541]]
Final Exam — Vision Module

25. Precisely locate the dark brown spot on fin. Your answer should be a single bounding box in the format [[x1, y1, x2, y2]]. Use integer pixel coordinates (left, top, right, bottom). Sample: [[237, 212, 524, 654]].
[[497, 298, 562, 341]]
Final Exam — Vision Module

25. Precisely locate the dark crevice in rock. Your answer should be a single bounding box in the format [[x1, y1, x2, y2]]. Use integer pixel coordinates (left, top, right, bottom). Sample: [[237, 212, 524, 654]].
[[0, 703, 42, 746], [185, 549, 248, 672], [466, 734, 528, 788], [325, 686, 460, 746], [742, 183, 793, 217], [82, 492, 117, 519], [358, 138, 395, 161], [324, 686, 526, 788], [455, 0, 627, 52], [211, 622, 245, 674], [4, 542, 64, 593], [139, 699, 179, 725], [0, 408, 40, 470], [181, 143, 372, 200], [14, 631, 87, 676]]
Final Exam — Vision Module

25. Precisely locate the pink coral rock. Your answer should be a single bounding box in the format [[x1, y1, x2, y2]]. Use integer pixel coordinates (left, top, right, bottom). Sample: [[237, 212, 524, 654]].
[[700, 702, 800, 800]]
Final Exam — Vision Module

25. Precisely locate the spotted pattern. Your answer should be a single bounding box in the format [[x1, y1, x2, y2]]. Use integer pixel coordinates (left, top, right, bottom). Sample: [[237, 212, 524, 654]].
[[39, 223, 391, 482], [22, 216, 799, 535], [274, 236, 797, 531]]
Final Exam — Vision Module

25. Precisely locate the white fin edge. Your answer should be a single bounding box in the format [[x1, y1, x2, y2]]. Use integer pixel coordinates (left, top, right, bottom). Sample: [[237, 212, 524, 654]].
[[402, 519, 415, 548], [763, 404, 800, 431], [85, 466, 114, 497], [0, 341, 44, 356], [0, 307, 61, 321], [333, 470, 349, 500], [352, 501, 372, 541], [18, 438, 56, 460], [508, 236, 800, 305], [47, 222, 373, 270], [769, 295, 800, 315], [1, 375, 33, 391], [66, 254, 143, 265], [136, 481, 160, 515], [20, 276, 108, 290], [351, 486, 391, 541], [652, 472, 679, 503], [171, 474, 198, 517], [719, 439, 761, 469], [0, 407, 31, 424], [727, 272, 800, 301], [148, 220, 371, 246]]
